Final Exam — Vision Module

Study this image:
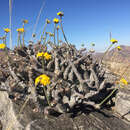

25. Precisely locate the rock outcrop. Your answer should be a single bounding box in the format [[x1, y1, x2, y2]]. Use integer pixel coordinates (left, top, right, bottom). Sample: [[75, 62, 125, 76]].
[[115, 87, 130, 122], [0, 91, 130, 130]]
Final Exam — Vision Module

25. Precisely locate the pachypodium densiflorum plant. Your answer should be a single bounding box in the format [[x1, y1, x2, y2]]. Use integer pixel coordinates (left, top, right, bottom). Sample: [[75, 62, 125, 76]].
[[40, 19, 50, 43], [3, 10, 130, 130], [22, 19, 28, 46], [53, 18, 59, 45]]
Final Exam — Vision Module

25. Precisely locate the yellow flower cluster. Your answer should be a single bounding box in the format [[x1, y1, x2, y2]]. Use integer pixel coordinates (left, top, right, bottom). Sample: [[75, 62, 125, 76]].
[[117, 46, 121, 51], [36, 52, 51, 60], [36, 52, 44, 58], [53, 18, 59, 24], [0, 43, 6, 49], [35, 74, 50, 86], [57, 12, 64, 17], [4, 28, 10, 33], [17, 28, 24, 33], [110, 38, 118, 44], [23, 19, 28, 24]]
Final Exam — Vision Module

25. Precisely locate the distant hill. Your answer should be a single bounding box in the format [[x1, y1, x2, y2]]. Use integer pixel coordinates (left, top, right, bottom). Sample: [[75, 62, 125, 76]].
[[94, 45, 130, 81], [94, 45, 130, 62], [104, 45, 130, 63]]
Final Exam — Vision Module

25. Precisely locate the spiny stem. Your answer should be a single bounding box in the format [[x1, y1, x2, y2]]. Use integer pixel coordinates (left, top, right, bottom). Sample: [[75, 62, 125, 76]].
[[42, 57, 44, 72], [48, 35, 51, 42], [43, 86, 51, 106], [60, 17, 69, 45], [22, 23, 25, 46], [17, 33, 20, 47], [99, 88, 117, 106], [4, 33, 7, 45], [57, 29, 59, 45], [54, 24, 56, 45], [43, 33, 48, 46], [40, 23, 47, 43], [19, 32, 22, 48], [101, 44, 113, 64], [19, 97, 30, 114]]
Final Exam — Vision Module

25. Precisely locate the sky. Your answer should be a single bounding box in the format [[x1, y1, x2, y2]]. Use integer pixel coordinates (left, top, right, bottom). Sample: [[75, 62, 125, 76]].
[[0, 0, 130, 52]]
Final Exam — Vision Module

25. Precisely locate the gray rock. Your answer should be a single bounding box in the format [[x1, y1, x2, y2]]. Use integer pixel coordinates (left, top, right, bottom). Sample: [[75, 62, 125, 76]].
[[0, 91, 23, 130], [115, 88, 130, 121], [0, 90, 130, 130]]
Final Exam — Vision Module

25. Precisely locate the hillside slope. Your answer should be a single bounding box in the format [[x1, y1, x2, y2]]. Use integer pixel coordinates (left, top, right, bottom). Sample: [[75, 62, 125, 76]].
[[95, 45, 130, 81]]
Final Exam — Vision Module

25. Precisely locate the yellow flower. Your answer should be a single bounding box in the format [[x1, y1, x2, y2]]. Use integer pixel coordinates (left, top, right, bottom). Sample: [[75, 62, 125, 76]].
[[35, 74, 50, 86], [56, 25, 60, 30], [17, 28, 24, 33], [117, 46, 121, 51], [4, 28, 10, 33], [53, 18, 59, 24], [46, 19, 51, 24], [0, 43, 6, 49], [44, 52, 51, 60], [110, 38, 118, 44], [23, 19, 28, 24], [36, 52, 44, 58], [120, 78, 128, 86], [57, 12, 64, 17]]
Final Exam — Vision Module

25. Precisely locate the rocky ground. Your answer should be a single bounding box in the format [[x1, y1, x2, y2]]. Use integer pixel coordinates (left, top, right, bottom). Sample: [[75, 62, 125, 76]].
[[0, 89, 130, 130]]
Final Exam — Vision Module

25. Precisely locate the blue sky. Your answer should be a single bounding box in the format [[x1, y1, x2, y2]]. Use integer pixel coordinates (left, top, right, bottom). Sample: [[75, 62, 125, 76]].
[[0, 0, 130, 52]]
